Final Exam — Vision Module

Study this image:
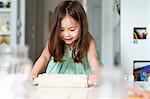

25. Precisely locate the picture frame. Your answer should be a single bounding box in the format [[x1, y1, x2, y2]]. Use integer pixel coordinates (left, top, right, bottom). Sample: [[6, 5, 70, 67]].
[[133, 27, 147, 39], [133, 60, 150, 81]]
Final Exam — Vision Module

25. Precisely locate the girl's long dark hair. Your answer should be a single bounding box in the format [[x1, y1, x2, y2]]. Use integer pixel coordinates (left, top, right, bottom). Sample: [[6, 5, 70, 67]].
[[48, 0, 92, 63]]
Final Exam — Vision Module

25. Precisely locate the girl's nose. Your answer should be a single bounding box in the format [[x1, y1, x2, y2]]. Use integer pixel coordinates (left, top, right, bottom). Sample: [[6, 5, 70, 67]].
[[64, 31, 70, 36]]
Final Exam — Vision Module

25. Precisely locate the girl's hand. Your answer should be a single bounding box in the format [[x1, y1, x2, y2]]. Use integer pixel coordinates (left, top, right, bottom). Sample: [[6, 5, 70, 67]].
[[31, 73, 39, 85], [88, 73, 100, 87], [31, 73, 38, 81]]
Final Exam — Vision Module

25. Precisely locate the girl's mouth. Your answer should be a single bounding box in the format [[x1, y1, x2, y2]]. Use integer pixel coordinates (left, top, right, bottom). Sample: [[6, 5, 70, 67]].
[[64, 38, 73, 43]]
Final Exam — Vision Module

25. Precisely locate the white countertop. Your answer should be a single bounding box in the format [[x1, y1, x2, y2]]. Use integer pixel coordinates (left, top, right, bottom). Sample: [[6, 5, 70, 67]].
[[27, 85, 125, 99], [27, 82, 150, 99], [28, 86, 100, 99], [1, 74, 149, 99]]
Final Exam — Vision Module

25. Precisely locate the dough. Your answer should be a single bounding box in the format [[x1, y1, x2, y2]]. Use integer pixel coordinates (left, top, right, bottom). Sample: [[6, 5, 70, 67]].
[[35, 74, 88, 88]]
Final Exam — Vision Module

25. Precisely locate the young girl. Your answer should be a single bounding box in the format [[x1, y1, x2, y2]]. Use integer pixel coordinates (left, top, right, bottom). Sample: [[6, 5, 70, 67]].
[[31, 0, 102, 86]]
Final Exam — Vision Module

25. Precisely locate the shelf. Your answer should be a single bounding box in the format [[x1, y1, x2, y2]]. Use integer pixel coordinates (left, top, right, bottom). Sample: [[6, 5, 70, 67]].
[[0, 32, 10, 35], [0, 8, 11, 12], [0, 0, 24, 45]]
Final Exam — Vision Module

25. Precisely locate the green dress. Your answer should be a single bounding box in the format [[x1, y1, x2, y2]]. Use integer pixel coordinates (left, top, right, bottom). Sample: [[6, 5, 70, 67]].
[[46, 45, 101, 75]]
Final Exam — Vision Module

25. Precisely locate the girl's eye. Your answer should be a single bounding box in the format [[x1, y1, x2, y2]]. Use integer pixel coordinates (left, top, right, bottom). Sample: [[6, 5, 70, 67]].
[[70, 29, 75, 31], [60, 29, 64, 31]]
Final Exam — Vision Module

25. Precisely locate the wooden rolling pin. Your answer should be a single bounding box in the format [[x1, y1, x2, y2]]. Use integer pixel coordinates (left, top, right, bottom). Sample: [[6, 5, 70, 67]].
[[33, 74, 93, 88]]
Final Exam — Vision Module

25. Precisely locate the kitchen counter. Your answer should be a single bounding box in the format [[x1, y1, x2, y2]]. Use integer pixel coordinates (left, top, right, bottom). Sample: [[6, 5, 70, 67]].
[[27, 82, 150, 99]]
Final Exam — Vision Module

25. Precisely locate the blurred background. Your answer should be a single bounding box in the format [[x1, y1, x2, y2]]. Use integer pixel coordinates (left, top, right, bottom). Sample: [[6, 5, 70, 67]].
[[1, 0, 150, 76], [25, 0, 105, 64], [25, 0, 119, 67]]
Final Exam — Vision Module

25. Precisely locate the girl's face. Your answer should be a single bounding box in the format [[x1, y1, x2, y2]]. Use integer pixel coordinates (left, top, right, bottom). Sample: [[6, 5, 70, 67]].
[[60, 15, 80, 48]]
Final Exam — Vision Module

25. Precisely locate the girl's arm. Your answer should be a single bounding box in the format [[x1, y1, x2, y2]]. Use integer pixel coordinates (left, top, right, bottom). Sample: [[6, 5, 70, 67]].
[[31, 41, 51, 80], [87, 38, 101, 85]]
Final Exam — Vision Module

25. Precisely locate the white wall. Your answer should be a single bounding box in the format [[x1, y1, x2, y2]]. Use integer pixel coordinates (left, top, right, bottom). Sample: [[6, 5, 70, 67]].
[[86, 0, 102, 56], [85, 0, 114, 66], [121, 0, 150, 74], [101, 0, 114, 66]]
